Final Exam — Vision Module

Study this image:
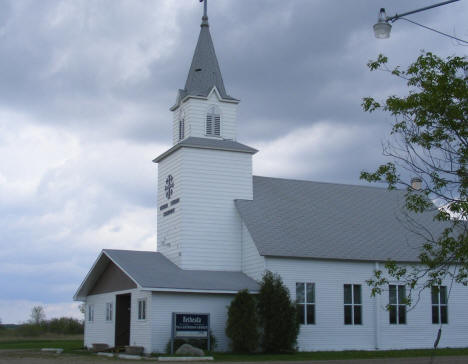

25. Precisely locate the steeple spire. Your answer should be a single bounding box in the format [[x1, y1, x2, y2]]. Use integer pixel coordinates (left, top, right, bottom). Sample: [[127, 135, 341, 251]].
[[171, 0, 237, 110]]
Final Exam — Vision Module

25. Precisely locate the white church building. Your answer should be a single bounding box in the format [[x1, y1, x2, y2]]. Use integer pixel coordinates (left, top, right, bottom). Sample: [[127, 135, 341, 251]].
[[74, 6, 468, 354]]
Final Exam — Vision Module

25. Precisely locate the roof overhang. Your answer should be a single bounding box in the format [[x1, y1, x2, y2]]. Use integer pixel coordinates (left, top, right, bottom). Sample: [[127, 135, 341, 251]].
[[75, 249, 260, 300], [170, 86, 239, 111], [141, 287, 259, 294], [153, 138, 258, 164]]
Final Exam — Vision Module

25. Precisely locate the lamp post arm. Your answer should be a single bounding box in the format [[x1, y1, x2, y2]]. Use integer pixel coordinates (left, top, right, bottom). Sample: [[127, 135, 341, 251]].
[[385, 0, 460, 22]]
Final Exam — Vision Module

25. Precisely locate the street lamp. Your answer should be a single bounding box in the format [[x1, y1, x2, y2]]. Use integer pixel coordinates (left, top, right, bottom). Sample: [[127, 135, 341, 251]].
[[373, 8, 392, 39], [373, 0, 468, 44]]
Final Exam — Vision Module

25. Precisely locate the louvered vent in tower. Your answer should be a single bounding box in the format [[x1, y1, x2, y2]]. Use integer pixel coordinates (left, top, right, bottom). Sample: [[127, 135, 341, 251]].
[[206, 106, 220, 136], [206, 114, 213, 135], [214, 115, 220, 136], [179, 118, 185, 140]]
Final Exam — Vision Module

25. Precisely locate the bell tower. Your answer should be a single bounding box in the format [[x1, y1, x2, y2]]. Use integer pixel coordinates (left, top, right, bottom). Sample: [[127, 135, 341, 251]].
[[153, 1, 257, 270], [170, 1, 240, 145]]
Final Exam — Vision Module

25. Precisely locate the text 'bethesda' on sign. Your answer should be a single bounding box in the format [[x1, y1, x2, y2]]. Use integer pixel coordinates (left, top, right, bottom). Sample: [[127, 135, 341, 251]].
[[174, 313, 209, 338]]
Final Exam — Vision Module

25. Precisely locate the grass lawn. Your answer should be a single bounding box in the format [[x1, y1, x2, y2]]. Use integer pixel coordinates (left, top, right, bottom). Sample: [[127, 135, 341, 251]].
[[212, 347, 468, 361], [0, 335, 83, 353], [1, 337, 468, 361]]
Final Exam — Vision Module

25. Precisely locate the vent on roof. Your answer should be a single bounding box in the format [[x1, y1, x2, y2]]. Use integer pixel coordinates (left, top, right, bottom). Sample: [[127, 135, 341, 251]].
[[195, 68, 202, 72]]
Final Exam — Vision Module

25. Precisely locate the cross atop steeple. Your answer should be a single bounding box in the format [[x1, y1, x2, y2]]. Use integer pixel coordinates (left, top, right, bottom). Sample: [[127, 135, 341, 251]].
[[201, 0, 208, 26]]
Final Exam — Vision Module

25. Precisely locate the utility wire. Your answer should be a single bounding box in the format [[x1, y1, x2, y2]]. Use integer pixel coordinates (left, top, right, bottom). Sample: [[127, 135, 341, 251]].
[[399, 17, 468, 44]]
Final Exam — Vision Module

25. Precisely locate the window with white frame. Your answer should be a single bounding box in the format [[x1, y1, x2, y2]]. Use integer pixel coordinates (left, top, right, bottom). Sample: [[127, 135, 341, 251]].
[[431, 286, 448, 324], [296, 282, 315, 325], [138, 299, 146, 320], [206, 106, 220, 136], [344, 284, 362, 325], [87, 304, 94, 322], [389, 285, 406, 324], [105, 302, 113, 321]]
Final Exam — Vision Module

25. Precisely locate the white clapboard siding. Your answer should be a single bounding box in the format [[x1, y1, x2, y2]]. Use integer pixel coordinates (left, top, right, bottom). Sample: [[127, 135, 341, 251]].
[[172, 92, 238, 144], [157, 150, 183, 266], [377, 272, 468, 350], [266, 258, 377, 351], [84, 289, 153, 353], [241, 222, 265, 281], [266, 257, 468, 351], [84, 290, 129, 349], [150, 292, 234, 353], [157, 147, 252, 270], [178, 148, 252, 270], [130, 290, 153, 352]]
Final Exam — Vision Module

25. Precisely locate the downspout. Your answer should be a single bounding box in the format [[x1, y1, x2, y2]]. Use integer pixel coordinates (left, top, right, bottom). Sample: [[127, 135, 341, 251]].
[[374, 262, 380, 349], [240, 218, 244, 272]]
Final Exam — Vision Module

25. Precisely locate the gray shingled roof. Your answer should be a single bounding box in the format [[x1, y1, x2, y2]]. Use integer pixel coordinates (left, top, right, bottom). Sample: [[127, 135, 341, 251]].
[[105, 249, 259, 291], [74, 249, 259, 300], [153, 137, 258, 163], [235, 176, 446, 263], [172, 18, 237, 110]]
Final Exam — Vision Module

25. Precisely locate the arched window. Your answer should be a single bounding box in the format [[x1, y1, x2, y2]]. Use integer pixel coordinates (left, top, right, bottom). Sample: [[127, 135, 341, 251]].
[[206, 106, 220, 136]]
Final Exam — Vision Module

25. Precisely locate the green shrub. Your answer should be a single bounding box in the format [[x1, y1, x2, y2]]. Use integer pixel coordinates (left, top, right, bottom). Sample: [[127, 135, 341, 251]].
[[257, 271, 300, 353], [225, 289, 258, 353]]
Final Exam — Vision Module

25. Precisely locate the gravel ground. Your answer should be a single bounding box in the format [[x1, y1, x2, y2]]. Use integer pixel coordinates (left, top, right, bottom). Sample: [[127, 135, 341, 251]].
[[1, 351, 468, 364]]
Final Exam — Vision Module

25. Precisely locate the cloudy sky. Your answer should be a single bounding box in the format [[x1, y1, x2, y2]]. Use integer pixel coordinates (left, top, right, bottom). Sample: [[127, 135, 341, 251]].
[[0, 0, 466, 324]]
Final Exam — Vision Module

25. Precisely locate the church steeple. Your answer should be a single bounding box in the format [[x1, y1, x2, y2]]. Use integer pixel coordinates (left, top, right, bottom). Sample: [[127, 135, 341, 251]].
[[172, 1, 237, 111], [154, 1, 255, 270]]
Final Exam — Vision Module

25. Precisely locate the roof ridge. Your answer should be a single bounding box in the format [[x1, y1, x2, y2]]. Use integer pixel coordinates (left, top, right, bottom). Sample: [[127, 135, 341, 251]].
[[252, 175, 401, 192], [103, 249, 160, 254]]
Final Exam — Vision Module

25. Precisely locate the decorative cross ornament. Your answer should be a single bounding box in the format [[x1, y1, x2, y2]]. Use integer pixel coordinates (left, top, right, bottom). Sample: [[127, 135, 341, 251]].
[[165, 175, 174, 200]]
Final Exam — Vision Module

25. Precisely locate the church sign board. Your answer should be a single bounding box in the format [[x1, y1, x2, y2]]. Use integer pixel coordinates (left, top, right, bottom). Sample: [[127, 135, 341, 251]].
[[171, 312, 210, 353]]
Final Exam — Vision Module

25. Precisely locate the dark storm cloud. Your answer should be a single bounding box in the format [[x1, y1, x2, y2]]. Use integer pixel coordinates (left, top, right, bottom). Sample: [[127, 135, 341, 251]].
[[0, 0, 465, 145], [0, 0, 466, 322]]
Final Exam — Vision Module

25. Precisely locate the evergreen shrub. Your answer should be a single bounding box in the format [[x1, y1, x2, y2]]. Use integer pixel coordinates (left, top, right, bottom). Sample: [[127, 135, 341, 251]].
[[257, 271, 299, 353], [225, 289, 258, 353]]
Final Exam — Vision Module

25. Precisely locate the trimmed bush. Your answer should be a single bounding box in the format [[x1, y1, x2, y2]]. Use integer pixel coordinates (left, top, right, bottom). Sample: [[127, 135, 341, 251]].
[[225, 289, 258, 353], [257, 271, 299, 353]]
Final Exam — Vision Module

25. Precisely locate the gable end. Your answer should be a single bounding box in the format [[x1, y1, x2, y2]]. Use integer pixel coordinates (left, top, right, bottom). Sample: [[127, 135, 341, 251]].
[[88, 261, 137, 296]]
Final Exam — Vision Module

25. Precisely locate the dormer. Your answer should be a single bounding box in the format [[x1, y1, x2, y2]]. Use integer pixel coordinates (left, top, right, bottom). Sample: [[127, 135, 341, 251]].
[[170, 9, 239, 145]]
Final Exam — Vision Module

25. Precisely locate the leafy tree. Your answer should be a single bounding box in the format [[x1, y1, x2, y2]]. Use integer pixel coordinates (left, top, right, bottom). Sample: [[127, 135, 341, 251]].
[[361, 52, 467, 301], [225, 289, 259, 353], [257, 271, 299, 353], [30, 306, 46, 325]]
